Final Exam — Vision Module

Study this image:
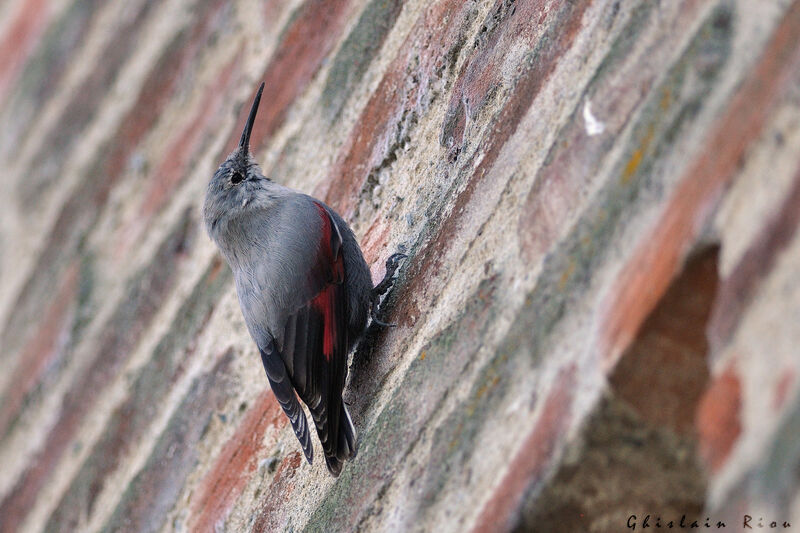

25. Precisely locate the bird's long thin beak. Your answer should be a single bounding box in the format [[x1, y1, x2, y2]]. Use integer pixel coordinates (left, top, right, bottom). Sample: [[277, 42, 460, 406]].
[[239, 82, 265, 158]]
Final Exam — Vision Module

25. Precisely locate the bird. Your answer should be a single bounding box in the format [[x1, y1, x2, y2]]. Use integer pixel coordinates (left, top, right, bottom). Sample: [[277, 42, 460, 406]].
[[203, 82, 405, 476]]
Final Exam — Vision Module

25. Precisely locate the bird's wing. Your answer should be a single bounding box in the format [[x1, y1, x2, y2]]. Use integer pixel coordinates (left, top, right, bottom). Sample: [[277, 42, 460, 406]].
[[260, 341, 314, 464], [273, 200, 351, 470]]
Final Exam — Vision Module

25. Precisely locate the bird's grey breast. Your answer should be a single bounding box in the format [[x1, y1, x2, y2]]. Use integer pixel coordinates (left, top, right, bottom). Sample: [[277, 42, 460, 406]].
[[230, 194, 323, 350]]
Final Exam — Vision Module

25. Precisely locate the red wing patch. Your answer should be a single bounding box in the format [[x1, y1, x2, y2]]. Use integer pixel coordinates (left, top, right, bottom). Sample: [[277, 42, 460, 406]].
[[311, 202, 345, 360], [311, 286, 337, 360]]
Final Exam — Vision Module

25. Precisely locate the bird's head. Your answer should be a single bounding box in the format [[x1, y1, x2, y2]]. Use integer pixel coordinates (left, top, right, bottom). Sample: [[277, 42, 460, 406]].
[[204, 82, 271, 238]]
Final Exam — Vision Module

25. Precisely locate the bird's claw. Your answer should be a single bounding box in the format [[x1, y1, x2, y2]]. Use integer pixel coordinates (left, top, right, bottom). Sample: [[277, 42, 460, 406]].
[[386, 253, 407, 271], [370, 313, 397, 328], [372, 253, 407, 298], [370, 252, 407, 326]]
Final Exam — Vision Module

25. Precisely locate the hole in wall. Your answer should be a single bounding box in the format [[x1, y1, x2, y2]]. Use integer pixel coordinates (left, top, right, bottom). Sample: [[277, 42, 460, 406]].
[[514, 246, 720, 532]]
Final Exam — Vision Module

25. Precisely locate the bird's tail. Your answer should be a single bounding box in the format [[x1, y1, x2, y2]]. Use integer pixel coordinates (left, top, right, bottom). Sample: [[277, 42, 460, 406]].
[[323, 402, 358, 476], [260, 346, 314, 464]]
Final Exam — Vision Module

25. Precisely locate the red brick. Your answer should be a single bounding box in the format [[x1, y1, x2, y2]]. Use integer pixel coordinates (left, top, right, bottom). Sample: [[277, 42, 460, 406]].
[[0, 263, 78, 438], [98, 349, 236, 532], [601, 1, 800, 366], [0, 0, 230, 362], [696, 366, 742, 472], [189, 391, 285, 531], [143, 57, 240, 216], [359, 216, 393, 278], [471, 366, 576, 533], [519, 0, 706, 261], [115, 54, 241, 258], [43, 257, 230, 531], [0, 0, 104, 166], [318, 0, 477, 216], [262, 0, 284, 25], [708, 166, 800, 354], [251, 452, 306, 533], [104, 0, 232, 181], [773, 370, 795, 411], [394, 0, 592, 327], [0, 213, 194, 533], [0, 0, 49, 104], [221, 0, 353, 158], [24, 0, 158, 205], [441, 0, 554, 154]]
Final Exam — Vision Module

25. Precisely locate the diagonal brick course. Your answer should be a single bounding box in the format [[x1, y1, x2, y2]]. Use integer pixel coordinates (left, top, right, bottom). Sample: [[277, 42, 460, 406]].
[[2, 0, 800, 531]]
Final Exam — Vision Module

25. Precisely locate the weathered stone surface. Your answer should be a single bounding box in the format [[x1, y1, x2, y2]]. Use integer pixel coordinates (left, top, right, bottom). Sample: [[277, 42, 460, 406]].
[[1, 0, 799, 531], [43, 257, 231, 532], [517, 248, 717, 532], [0, 210, 195, 533]]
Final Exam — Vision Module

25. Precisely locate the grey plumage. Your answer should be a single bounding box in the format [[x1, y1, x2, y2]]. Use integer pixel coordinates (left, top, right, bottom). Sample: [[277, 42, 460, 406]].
[[203, 83, 399, 476]]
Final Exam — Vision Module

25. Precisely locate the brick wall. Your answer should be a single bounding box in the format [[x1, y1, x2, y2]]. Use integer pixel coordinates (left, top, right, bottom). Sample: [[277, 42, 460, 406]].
[[1, 0, 799, 531]]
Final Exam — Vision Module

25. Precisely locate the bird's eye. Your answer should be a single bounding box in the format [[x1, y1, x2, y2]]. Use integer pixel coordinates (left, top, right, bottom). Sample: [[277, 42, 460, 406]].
[[231, 172, 244, 184]]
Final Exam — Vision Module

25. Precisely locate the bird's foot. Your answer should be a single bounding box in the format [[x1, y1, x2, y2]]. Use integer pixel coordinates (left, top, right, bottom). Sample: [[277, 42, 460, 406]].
[[370, 253, 407, 327], [372, 253, 406, 297]]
